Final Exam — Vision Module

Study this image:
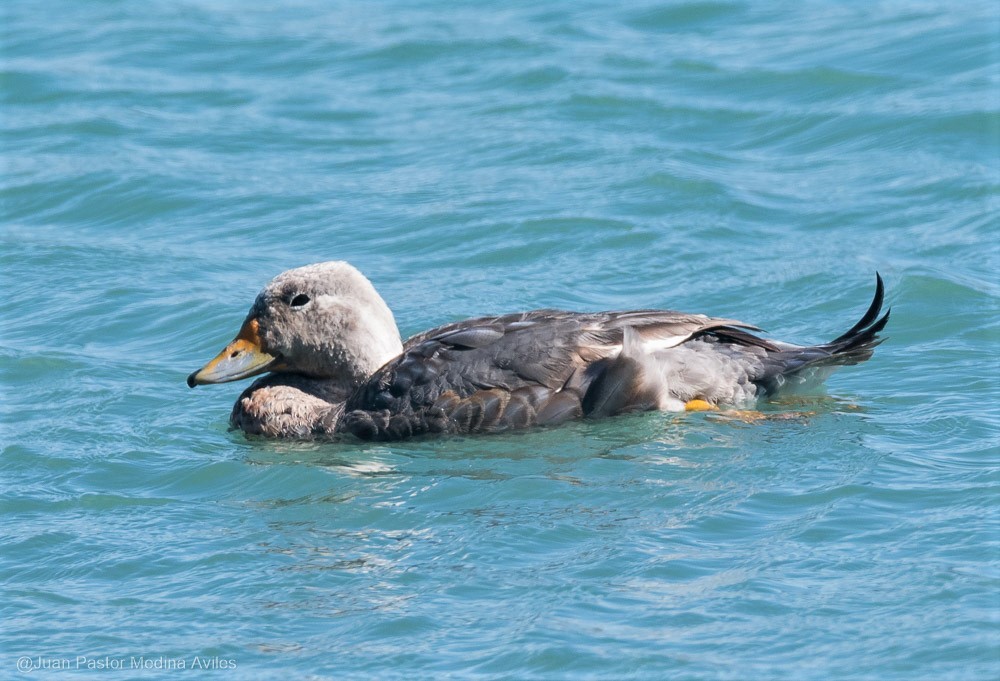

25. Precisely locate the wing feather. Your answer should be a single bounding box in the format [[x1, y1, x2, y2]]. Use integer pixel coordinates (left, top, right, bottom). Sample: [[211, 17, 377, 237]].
[[339, 308, 773, 440]]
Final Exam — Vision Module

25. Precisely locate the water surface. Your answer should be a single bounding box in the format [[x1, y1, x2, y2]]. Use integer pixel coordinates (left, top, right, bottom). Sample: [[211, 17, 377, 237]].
[[2, 1, 998, 679]]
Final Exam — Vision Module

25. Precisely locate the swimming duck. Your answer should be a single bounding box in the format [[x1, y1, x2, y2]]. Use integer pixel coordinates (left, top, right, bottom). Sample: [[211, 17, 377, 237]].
[[187, 261, 889, 440]]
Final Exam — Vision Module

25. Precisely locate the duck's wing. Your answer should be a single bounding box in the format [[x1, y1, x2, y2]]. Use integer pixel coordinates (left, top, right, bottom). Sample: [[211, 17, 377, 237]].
[[338, 309, 765, 441]]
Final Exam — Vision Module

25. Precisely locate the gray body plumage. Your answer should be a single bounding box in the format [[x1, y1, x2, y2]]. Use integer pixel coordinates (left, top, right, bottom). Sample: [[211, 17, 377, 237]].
[[189, 262, 889, 441]]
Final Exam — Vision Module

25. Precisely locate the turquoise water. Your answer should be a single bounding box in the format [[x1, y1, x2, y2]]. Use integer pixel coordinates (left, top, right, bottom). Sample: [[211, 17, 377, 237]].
[[2, 0, 998, 678]]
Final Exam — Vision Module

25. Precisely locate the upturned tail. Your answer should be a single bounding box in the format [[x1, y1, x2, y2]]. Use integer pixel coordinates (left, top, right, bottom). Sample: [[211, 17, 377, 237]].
[[757, 274, 890, 394]]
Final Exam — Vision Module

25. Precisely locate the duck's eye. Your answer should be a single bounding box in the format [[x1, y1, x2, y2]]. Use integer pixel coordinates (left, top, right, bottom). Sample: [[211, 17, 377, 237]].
[[289, 293, 311, 308]]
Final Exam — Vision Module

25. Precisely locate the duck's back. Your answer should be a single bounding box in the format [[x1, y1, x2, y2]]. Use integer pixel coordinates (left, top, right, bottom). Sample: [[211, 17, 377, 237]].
[[337, 309, 771, 441]]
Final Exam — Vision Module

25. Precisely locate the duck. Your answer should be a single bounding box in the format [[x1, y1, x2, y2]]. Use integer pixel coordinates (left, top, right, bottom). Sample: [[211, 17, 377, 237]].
[[187, 261, 889, 441]]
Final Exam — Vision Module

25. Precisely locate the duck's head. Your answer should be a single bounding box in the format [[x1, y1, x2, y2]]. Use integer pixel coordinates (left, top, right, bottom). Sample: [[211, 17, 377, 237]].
[[187, 261, 403, 389]]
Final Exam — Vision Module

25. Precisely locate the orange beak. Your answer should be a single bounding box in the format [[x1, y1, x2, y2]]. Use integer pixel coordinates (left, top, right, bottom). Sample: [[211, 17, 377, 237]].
[[187, 318, 281, 387]]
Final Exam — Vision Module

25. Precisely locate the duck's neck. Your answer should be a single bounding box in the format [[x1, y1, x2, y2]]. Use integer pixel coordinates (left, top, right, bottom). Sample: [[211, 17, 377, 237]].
[[329, 333, 403, 388], [265, 290, 404, 388]]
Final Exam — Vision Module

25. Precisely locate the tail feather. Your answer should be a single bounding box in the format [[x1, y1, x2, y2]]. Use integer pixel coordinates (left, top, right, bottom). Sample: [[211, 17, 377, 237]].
[[757, 274, 890, 394], [815, 272, 890, 366], [828, 272, 885, 344]]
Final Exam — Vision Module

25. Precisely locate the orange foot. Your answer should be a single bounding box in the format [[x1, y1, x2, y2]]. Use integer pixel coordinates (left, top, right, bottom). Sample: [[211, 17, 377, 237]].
[[684, 399, 717, 412]]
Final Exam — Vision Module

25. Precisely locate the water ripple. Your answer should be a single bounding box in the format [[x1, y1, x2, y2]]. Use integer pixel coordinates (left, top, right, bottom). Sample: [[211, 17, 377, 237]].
[[3, 1, 997, 679]]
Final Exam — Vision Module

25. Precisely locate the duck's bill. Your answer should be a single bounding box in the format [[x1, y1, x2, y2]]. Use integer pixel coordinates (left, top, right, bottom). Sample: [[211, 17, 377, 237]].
[[187, 318, 281, 387]]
